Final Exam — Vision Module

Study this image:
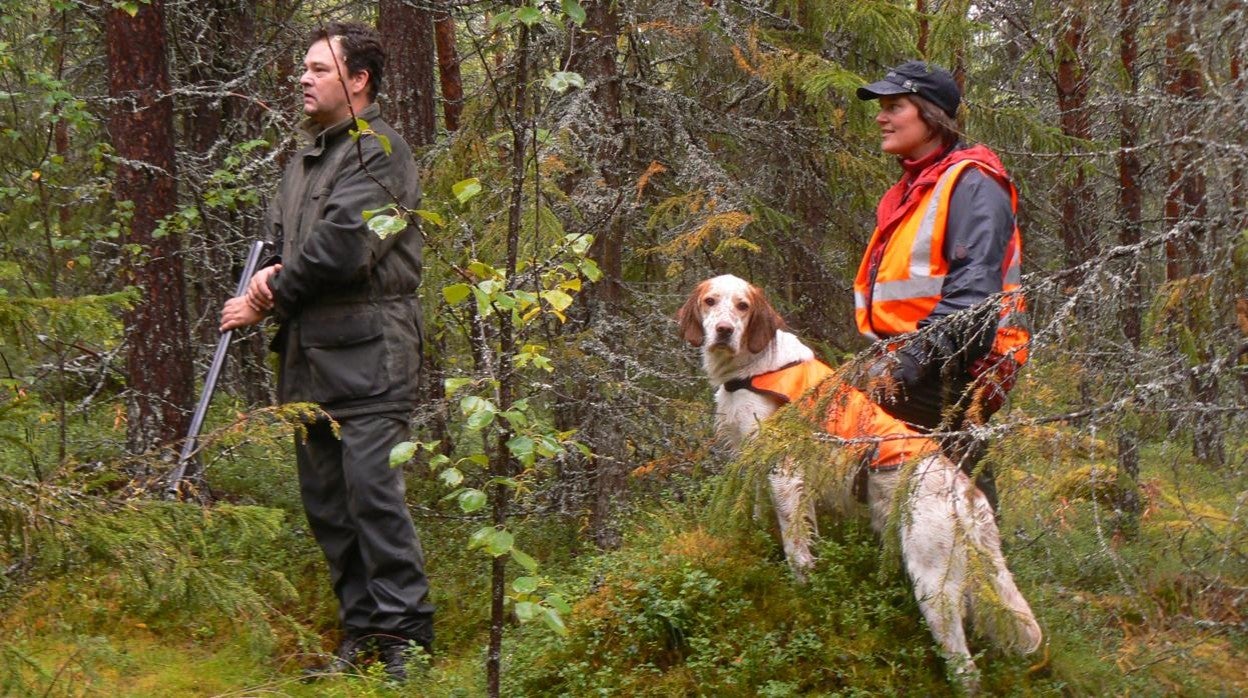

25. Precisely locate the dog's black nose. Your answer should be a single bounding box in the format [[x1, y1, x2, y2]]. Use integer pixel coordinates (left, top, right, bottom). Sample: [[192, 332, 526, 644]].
[[715, 324, 733, 339]]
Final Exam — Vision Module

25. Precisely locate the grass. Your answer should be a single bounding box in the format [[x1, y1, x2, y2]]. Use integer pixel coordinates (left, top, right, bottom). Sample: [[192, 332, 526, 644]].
[[1, 415, 1244, 696]]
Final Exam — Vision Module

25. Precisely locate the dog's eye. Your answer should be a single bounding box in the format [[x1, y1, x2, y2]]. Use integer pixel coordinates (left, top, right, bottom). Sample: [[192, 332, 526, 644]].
[[736, 301, 749, 311], [704, 297, 716, 306]]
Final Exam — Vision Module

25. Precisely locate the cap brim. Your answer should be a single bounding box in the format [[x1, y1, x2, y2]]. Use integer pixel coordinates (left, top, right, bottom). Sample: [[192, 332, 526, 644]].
[[856, 79, 910, 101]]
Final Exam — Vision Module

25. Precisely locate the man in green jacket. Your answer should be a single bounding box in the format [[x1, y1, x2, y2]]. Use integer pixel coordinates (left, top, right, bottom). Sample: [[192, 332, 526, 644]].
[[220, 21, 432, 682]]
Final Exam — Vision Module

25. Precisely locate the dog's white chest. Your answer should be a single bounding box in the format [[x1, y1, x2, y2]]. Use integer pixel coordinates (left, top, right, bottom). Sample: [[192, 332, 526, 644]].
[[714, 387, 780, 448]]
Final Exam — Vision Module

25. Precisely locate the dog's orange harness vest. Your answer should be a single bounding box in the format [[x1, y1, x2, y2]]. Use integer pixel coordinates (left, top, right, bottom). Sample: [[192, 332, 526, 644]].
[[724, 359, 939, 470]]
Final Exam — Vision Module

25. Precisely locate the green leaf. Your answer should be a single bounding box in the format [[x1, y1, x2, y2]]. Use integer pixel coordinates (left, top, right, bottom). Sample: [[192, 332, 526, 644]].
[[113, 1, 141, 16], [545, 71, 585, 93], [389, 441, 417, 467], [414, 209, 445, 227], [546, 593, 572, 614], [512, 576, 540, 594], [488, 477, 520, 489], [536, 435, 562, 458], [541, 289, 574, 312], [368, 214, 408, 240], [443, 376, 472, 396], [468, 260, 499, 279], [485, 528, 514, 556], [355, 118, 370, 133], [501, 409, 529, 429], [561, 0, 586, 25], [507, 435, 535, 465], [510, 547, 539, 573], [442, 283, 471, 305], [468, 526, 494, 550], [458, 488, 488, 513], [567, 233, 594, 256], [514, 600, 541, 622], [543, 607, 569, 636], [465, 408, 496, 431], [460, 395, 494, 416], [488, 10, 514, 29], [452, 177, 483, 205], [375, 132, 392, 156], [439, 467, 463, 488], [516, 5, 543, 26], [579, 258, 603, 282]]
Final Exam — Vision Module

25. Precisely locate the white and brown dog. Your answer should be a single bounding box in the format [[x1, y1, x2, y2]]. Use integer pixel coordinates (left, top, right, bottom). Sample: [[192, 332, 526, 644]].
[[677, 274, 1041, 683]]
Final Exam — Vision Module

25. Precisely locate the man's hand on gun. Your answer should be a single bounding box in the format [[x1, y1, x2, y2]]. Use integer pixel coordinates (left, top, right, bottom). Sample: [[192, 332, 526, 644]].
[[220, 263, 281, 332]]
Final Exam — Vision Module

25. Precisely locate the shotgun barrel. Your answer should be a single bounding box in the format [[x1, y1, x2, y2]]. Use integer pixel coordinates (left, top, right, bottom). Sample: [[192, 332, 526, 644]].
[[166, 239, 270, 498]]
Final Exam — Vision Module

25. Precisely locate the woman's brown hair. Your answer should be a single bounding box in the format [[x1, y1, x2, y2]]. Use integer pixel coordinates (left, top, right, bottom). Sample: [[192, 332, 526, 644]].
[[908, 94, 961, 147]]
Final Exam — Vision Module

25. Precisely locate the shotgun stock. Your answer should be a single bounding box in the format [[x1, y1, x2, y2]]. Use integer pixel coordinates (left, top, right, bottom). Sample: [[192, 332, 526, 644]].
[[166, 239, 270, 498]]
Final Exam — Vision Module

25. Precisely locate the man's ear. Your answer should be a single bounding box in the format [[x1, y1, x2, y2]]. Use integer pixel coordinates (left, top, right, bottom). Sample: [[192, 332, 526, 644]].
[[349, 70, 371, 100]]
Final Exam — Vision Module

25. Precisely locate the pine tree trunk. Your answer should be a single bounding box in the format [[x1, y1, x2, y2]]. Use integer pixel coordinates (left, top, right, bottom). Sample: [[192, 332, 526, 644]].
[[106, 1, 194, 460], [378, 0, 437, 146], [1056, 6, 1095, 276], [433, 0, 463, 132], [1115, 0, 1143, 529], [566, 0, 627, 548], [917, 0, 929, 56]]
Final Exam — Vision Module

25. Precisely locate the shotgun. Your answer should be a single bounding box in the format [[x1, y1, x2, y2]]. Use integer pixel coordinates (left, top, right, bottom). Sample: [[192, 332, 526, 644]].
[[166, 239, 271, 498]]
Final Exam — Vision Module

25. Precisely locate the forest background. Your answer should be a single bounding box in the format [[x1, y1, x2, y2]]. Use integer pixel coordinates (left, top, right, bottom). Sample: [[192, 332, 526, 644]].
[[1, 0, 1245, 695]]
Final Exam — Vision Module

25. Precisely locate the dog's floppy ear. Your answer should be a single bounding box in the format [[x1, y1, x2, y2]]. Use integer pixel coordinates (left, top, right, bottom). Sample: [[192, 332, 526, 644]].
[[676, 281, 709, 347], [745, 284, 786, 354]]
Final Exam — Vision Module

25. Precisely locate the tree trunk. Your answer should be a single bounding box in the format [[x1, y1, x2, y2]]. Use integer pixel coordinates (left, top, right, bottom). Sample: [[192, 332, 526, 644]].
[[433, 0, 463, 132], [1115, 0, 1143, 530], [1056, 6, 1096, 277], [917, 0, 929, 57], [1164, 0, 1205, 280], [106, 1, 194, 459], [566, 0, 628, 548], [1164, 0, 1222, 465], [378, 0, 437, 146], [485, 21, 530, 698]]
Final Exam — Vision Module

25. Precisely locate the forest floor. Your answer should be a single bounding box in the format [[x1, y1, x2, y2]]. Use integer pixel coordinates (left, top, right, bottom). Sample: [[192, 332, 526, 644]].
[[2, 420, 1245, 697]]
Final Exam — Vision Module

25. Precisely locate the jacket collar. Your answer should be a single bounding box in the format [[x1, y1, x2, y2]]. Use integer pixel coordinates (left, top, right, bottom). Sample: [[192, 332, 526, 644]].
[[874, 142, 1008, 235], [301, 102, 382, 156]]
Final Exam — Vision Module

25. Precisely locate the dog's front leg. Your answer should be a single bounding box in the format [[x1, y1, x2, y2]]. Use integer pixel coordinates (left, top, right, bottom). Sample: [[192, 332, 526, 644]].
[[769, 456, 817, 582]]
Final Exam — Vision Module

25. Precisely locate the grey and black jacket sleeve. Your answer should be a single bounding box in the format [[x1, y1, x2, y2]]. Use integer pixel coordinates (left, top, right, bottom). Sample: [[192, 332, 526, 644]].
[[894, 168, 1014, 385]]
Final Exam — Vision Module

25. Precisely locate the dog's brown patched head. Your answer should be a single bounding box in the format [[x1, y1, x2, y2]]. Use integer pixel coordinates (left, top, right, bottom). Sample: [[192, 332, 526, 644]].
[[676, 275, 786, 355]]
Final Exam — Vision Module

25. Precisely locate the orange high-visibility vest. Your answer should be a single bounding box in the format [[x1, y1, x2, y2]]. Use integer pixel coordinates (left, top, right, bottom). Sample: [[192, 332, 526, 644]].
[[728, 360, 939, 469], [854, 160, 1030, 364]]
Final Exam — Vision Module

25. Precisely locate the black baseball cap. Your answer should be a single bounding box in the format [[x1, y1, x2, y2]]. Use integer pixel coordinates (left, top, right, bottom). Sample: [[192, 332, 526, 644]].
[[856, 61, 961, 118]]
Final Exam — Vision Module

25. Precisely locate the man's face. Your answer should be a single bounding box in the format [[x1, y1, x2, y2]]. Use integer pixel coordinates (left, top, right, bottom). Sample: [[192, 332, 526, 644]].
[[300, 37, 352, 127]]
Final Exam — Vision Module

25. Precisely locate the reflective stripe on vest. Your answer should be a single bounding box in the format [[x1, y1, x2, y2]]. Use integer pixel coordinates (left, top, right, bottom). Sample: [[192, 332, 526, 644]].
[[855, 159, 1030, 363], [727, 359, 939, 469]]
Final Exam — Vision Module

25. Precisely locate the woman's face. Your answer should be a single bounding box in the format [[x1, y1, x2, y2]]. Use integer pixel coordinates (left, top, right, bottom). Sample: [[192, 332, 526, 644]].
[[875, 96, 940, 160]]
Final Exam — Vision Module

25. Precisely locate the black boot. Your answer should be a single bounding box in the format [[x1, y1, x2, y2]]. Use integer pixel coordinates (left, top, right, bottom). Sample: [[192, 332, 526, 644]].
[[378, 637, 431, 684], [303, 634, 370, 679]]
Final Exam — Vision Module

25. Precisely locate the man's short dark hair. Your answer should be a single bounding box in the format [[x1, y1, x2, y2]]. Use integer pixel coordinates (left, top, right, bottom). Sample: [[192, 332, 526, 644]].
[[309, 21, 385, 101]]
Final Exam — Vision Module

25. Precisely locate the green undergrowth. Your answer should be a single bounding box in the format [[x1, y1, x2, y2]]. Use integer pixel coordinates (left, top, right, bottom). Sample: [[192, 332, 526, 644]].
[[1, 416, 1245, 696]]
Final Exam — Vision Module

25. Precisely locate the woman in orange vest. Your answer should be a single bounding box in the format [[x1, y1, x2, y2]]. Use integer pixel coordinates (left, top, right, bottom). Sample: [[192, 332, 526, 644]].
[[853, 61, 1029, 512]]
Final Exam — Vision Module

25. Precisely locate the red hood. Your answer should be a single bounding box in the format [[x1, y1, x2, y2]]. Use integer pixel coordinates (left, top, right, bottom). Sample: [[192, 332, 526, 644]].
[[875, 143, 1010, 234]]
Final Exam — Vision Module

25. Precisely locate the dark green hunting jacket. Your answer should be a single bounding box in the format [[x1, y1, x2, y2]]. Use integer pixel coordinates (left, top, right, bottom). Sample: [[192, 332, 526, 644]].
[[264, 103, 423, 418]]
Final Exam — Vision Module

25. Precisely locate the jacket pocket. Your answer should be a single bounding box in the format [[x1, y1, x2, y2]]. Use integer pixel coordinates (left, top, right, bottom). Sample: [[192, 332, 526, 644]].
[[299, 305, 389, 404]]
